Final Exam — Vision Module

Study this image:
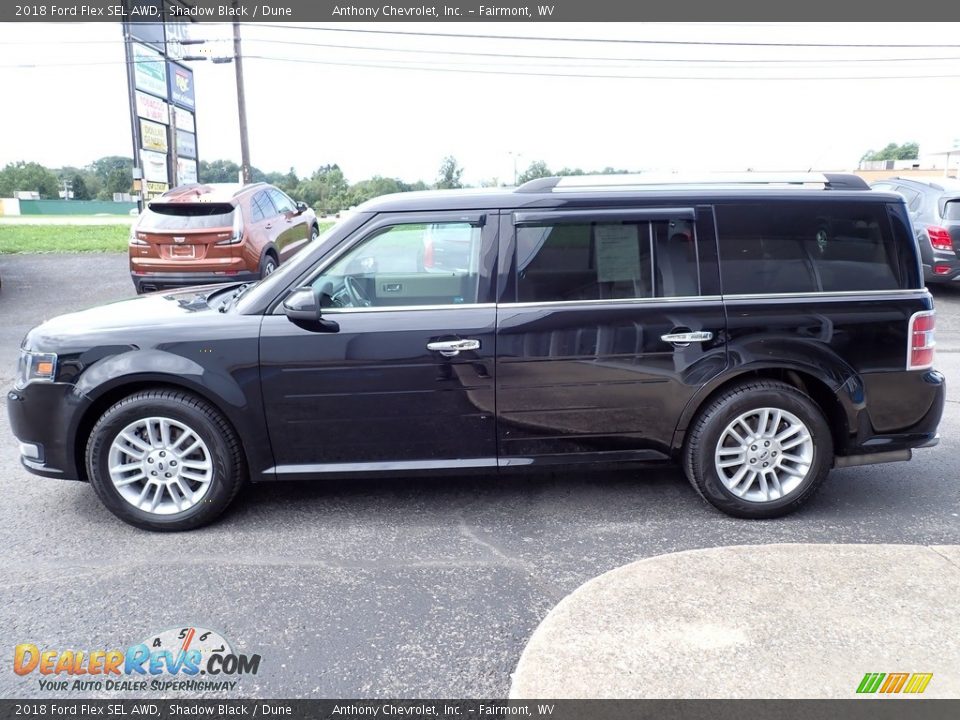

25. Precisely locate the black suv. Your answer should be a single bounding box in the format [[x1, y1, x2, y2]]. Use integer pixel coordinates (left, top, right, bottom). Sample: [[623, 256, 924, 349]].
[[870, 176, 960, 284], [8, 173, 944, 530]]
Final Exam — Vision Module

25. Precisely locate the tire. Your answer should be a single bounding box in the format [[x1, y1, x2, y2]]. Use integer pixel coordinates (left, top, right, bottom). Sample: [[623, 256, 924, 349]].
[[310, 224, 320, 242], [683, 379, 833, 519], [85, 389, 246, 531], [259, 252, 278, 279]]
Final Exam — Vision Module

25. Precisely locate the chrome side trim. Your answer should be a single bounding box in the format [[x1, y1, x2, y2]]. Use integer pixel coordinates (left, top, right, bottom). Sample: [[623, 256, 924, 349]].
[[502, 295, 723, 309], [321, 303, 496, 314], [723, 289, 927, 301], [270, 458, 499, 475]]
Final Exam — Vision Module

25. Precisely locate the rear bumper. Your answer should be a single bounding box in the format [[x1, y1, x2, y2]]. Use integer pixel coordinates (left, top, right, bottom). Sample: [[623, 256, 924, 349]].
[[132, 270, 259, 294], [843, 369, 945, 457], [922, 256, 960, 283]]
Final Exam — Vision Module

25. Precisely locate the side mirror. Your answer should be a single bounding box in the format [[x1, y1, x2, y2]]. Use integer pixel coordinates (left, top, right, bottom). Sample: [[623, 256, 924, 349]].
[[295, 201, 308, 215], [282, 287, 319, 321], [282, 286, 339, 332]]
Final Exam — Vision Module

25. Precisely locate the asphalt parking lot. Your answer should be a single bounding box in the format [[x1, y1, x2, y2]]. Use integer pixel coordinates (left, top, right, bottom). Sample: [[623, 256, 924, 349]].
[[0, 252, 958, 698]]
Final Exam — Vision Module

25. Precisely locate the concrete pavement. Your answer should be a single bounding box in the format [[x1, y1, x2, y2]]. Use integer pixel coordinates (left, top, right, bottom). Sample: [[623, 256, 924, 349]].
[[510, 543, 960, 698]]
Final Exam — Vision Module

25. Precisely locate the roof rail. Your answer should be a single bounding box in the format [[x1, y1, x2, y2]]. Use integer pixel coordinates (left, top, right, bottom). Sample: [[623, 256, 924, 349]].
[[515, 172, 870, 193]]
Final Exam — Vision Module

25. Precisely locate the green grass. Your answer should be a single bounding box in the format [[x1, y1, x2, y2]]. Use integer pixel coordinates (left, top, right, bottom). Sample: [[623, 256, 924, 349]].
[[0, 224, 130, 253]]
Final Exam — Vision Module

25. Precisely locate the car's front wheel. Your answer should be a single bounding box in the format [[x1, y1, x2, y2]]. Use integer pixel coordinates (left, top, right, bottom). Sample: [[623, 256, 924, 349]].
[[85, 389, 245, 531], [683, 380, 833, 519]]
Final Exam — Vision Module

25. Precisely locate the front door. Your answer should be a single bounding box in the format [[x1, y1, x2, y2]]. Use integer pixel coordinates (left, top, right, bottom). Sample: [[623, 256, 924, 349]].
[[259, 212, 499, 480], [495, 207, 727, 466]]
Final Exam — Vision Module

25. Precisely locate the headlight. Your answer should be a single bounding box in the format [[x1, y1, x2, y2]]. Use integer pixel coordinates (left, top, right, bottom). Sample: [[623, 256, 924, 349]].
[[17, 350, 58, 387]]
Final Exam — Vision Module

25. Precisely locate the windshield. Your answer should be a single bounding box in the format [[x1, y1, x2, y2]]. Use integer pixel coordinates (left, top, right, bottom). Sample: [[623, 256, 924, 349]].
[[234, 219, 349, 313], [138, 203, 236, 232]]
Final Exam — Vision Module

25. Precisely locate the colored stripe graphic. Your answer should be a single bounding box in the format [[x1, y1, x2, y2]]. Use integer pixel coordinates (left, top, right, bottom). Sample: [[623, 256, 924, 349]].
[[857, 673, 886, 693], [903, 673, 934, 694], [880, 673, 909, 693]]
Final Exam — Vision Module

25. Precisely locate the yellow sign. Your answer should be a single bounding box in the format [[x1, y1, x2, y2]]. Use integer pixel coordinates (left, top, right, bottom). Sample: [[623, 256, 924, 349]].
[[144, 181, 168, 200], [140, 119, 168, 153]]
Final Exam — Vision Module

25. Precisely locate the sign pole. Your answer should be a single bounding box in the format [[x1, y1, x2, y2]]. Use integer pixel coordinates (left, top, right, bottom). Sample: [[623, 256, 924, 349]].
[[122, 13, 144, 213]]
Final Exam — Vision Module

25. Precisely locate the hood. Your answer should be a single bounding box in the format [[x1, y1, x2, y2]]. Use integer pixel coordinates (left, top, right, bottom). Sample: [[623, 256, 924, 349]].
[[23, 283, 245, 352]]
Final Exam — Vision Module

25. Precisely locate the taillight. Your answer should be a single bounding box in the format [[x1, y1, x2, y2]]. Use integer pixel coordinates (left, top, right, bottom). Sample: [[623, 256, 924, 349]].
[[907, 310, 935, 370], [422, 236, 434, 269], [927, 226, 954, 251], [216, 209, 244, 246]]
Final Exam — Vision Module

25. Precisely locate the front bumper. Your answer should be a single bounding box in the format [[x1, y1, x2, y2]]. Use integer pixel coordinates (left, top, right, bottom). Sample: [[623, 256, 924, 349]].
[[131, 270, 259, 294], [7, 382, 89, 481]]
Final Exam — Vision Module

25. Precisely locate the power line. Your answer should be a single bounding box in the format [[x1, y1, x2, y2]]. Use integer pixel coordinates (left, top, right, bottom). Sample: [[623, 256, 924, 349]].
[[256, 23, 960, 49], [243, 53, 960, 81], [234, 35, 960, 65]]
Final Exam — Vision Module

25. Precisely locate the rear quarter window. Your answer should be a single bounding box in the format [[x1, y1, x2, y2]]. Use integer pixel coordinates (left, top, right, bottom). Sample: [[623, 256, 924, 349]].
[[716, 201, 907, 294], [944, 199, 960, 221]]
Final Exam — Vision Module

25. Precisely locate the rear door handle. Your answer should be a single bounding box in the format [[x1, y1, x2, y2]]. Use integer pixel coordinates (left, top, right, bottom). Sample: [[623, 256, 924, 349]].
[[427, 339, 480, 357], [661, 331, 713, 345]]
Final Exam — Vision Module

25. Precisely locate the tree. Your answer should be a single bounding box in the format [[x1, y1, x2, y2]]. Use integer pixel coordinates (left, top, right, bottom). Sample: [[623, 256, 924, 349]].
[[69, 173, 90, 200], [0, 161, 60, 198], [436, 156, 464, 190], [517, 160, 552, 184], [861, 142, 920, 162], [199, 159, 241, 183], [295, 164, 349, 213]]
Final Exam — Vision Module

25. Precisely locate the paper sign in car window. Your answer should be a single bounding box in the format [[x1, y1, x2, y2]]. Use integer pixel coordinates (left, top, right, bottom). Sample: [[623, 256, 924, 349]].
[[595, 224, 641, 282]]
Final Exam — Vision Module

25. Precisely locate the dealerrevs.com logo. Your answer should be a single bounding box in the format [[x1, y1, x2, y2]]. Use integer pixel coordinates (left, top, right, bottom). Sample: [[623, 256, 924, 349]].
[[13, 627, 261, 693]]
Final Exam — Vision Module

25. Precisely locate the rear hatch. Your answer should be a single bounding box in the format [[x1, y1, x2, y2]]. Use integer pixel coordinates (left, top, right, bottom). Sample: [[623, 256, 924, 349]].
[[133, 202, 239, 263], [941, 194, 960, 251]]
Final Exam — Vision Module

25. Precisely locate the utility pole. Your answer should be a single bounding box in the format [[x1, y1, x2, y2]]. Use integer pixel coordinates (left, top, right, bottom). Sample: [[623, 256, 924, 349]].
[[232, 1, 251, 184]]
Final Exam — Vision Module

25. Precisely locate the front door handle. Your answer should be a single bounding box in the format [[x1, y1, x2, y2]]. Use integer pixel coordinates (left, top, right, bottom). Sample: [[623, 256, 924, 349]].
[[661, 331, 713, 345], [427, 339, 480, 357]]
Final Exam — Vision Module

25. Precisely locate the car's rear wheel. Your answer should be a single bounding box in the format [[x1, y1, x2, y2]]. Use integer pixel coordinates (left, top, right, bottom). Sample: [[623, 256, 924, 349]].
[[683, 380, 833, 519], [85, 389, 245, 531], [259, 252, 278, 279]]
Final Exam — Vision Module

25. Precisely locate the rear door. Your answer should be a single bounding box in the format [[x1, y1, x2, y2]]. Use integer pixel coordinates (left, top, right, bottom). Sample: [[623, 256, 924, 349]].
[[267, 187, 310, 261], [495, 206, 727, 466], [258, 211, 499, 479]]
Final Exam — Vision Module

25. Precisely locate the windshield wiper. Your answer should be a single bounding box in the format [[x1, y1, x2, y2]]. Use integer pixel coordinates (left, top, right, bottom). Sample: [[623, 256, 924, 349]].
[[217, 282, 256, 313]]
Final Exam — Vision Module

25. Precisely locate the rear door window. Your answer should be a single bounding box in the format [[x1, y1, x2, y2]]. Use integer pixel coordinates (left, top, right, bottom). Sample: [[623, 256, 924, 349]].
[[251, 191, 276, 223], [716, 201, 904, 294], [139, 203, 235, 231], [513, 215, 699, 302]]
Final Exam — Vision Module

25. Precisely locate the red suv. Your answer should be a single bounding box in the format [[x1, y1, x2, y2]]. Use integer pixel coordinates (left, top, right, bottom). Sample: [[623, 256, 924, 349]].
[[129, 182, 319, 293]]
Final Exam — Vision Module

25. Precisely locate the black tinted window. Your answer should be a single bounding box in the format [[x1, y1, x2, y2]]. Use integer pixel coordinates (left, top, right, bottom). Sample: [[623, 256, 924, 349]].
[[717, 202, 902, 294], [269, 188, 295, 214], [515, 217, 698, 303], [140, 203, 235, 231]]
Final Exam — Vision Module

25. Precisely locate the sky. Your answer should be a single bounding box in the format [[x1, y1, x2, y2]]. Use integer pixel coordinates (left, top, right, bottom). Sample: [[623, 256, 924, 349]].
[[1, 21, 959, 186]]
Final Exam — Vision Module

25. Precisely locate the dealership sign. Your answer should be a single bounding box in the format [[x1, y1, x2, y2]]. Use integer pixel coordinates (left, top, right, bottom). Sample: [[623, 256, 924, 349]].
[[132, 43, 167, 99], [177, 158, 198, 185], [140, 119, 168, 153], [144, 181, 168, 200], [135, 91, 169, 124], [172, 106, 194, 133], [176, 129, 197, 159], [140, 149, 169, 184], [167, 61, 195, 110]]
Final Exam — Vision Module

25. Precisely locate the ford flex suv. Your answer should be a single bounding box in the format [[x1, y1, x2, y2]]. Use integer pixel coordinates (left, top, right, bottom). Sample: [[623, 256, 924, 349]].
[[9, 173, 944, 530]]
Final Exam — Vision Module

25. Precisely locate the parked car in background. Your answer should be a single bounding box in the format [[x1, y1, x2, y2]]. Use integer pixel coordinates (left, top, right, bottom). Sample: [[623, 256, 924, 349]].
[[129, 182, 319, 294], [871, 177, 960, 284]]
